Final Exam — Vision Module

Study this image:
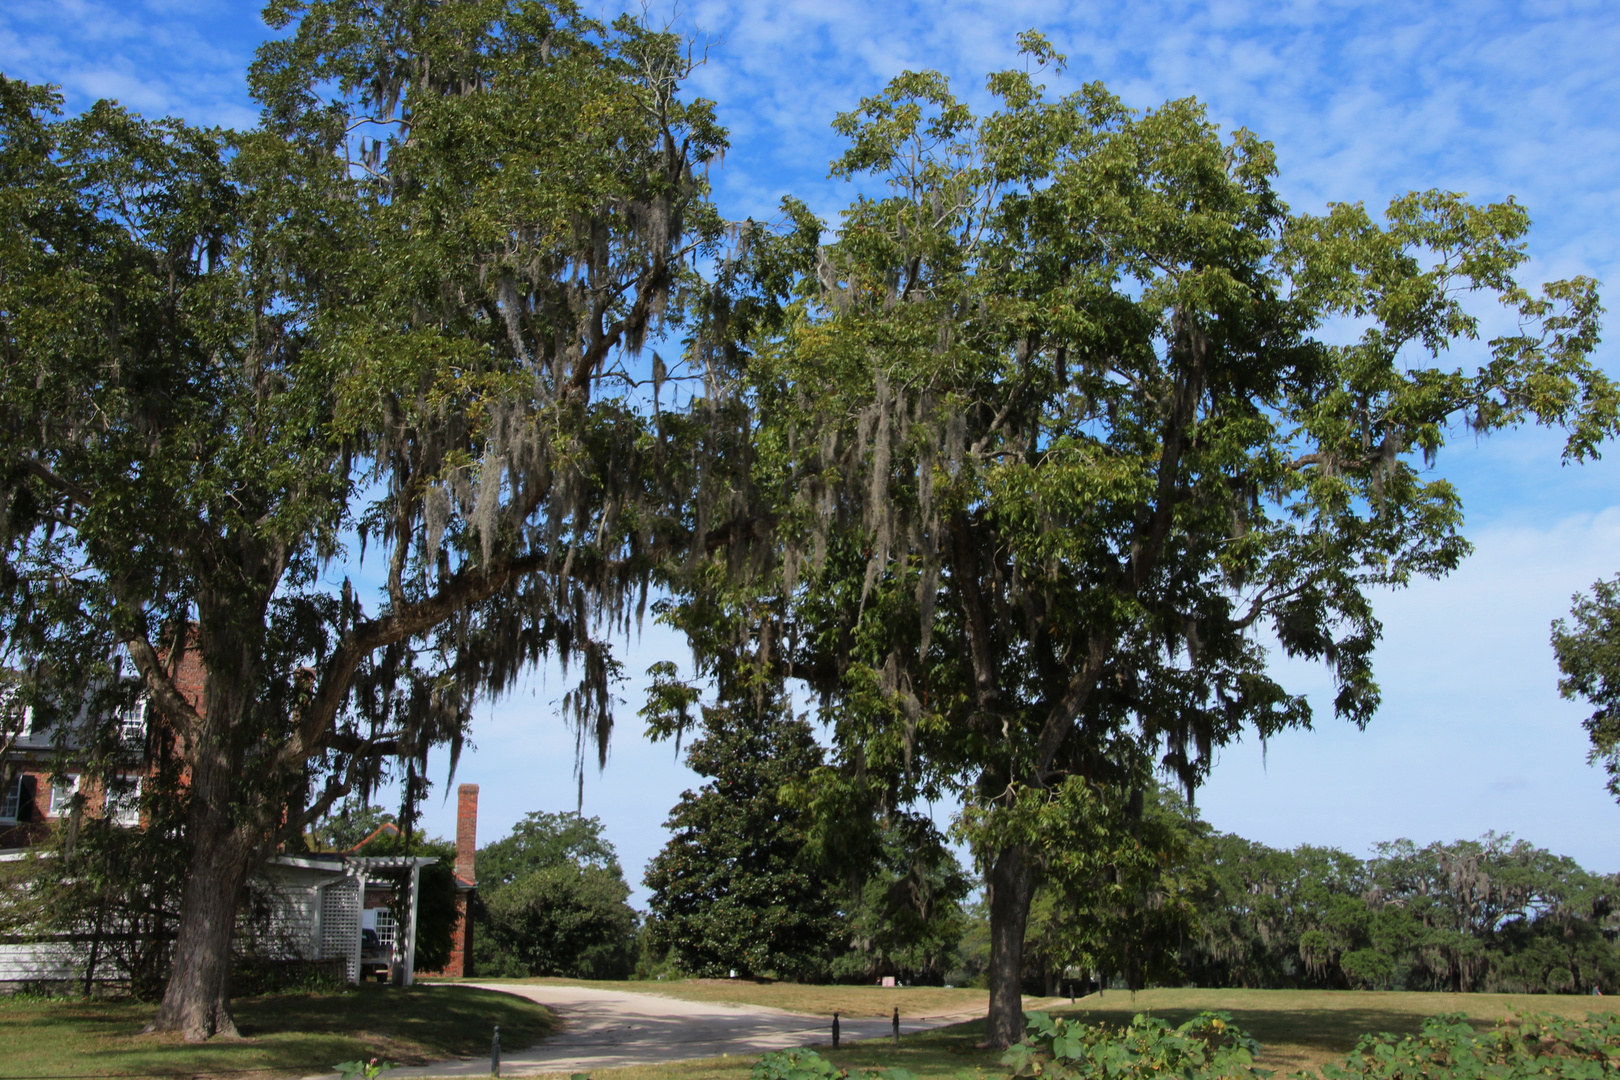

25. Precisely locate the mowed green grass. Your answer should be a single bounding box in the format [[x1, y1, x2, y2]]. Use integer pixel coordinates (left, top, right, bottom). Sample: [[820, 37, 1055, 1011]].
[[0, 983, 553, 1078]]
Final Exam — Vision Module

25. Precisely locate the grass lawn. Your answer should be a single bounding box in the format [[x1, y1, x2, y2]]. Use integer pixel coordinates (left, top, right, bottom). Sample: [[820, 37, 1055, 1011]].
[[459, 976, 1011, 1018], [0, 983, 553, 1079]]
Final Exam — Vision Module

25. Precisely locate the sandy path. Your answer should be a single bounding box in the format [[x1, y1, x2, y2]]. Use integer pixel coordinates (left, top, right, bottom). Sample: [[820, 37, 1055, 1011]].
[[375, 982, 989, 1077]]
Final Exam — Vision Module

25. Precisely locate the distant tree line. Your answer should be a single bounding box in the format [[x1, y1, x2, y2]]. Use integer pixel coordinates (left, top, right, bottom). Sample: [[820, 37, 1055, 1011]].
[[624, 720, 1620, 995], [458, 689, 1619, 996], [993, 789, 1620, 997]]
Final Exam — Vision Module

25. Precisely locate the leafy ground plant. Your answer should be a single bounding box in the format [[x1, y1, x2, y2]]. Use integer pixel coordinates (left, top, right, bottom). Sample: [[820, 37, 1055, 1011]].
[[1322, 1012, 1620, 1079], [1004, 1011, 1264, 1080], [1005, 1008, 1620, 1079], [753, 1048, 917, 1080]]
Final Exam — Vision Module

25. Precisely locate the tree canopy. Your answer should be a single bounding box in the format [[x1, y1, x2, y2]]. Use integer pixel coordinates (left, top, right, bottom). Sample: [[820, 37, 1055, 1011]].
[[642, 690, 845, 980], [1553, 576, 1620, 802], [0, 0, 725, 1038], [2, 11, 1613, 1040], [652, 36, 1615, 1042], [473, 811, 637, 978]]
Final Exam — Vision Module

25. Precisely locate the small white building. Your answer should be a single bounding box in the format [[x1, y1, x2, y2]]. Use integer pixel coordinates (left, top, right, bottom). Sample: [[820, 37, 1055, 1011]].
[[262, 852, 439, 985], [0, 850, 438, 990]]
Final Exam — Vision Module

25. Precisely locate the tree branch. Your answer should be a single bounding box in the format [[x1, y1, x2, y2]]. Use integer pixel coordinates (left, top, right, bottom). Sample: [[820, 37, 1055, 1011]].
[[277, 551, 548, 773], [124, 633, 205, 742]]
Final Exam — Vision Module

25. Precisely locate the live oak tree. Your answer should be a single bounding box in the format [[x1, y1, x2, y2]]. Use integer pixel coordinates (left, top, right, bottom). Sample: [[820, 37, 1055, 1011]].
[[665, 37, 1616, 1044], [1553, 577, 1620, 802], [0, 0, 722, 1040]]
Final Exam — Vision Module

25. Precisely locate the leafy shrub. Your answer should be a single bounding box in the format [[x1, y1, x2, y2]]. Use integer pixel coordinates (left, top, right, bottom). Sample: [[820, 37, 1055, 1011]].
[[751, 1048, 915, 1080], [1003, 1010, 1620, 1080], [1003, 1011, 1263, 1080], [1321, 1012, 1620, 1079], [231, 957, 346, 997]]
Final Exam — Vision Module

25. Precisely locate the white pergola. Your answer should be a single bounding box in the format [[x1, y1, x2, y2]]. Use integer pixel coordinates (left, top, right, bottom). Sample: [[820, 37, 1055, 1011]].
[[271, 853, 439, 985]]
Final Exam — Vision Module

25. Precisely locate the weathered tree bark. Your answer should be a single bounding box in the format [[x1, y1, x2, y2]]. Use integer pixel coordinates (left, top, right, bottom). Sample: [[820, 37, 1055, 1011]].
[[148, 830, 253, 1039], [144, 637, 259, 1042], [984, 843, 1035, 1048]]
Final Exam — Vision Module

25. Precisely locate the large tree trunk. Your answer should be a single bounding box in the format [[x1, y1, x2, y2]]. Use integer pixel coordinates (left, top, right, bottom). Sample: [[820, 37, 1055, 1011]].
[[146, 691, 257, 1043], [147, 817, 253, 1039], [984, 843, 1035, 1048]]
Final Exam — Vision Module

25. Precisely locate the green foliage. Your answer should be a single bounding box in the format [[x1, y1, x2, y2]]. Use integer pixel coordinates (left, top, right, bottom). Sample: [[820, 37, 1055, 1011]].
[[658, 38, 1615, 1042], [6, 789, 190, 1000], [477, 862, 637, 978], [1001, 1010, 1620, 1080], [1319, 1012, 1620, 1079], [477, 811, 623, 889], [333, 1058, 394, 1080], [752, 1048, 917, 1080], [643, 691, 844, 980], [471, 810, 637, 978], [1176, 817, 1620, 995], [830, 814, 972, 984], [1553, 576, 1620, 803], [981, 782, 1208, 992], [0, 0, 727, 1032], [753, 1048, 847, 1080], [1003, 1011, 1265, 1080], [991, 785, 1620, 996]]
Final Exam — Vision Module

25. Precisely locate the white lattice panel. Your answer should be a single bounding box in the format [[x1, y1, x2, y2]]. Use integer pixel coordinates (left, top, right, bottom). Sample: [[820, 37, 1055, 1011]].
[[320, 879, 361, 983]]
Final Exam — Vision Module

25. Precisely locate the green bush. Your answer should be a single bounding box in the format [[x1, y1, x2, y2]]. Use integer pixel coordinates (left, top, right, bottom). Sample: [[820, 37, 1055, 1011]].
[[1002, 1010, 1620, 1080], [1321, 1012, 1620, 1079], [1003, 1011, 1263, 1080], [751, 1049, 915, 1080]]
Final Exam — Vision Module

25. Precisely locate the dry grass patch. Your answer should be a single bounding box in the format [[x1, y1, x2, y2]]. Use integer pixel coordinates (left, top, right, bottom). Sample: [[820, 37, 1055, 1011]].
[[469, 977, 995, 1018], [0, 983, 554, 1078], [510, 1022, 1003, 1080]]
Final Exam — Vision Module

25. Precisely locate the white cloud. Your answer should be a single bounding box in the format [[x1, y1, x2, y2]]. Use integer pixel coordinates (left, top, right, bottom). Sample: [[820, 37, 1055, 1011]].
[[1199, 503, 1620, 870]]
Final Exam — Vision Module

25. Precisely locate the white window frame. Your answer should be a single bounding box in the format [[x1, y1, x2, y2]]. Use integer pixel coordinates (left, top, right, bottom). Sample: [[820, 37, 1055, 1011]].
[[0, 688, 28, 739], [106, 776, 142, 826], [48, 774, 78, 816], [0, 773, 21, 821], [118, 697, 148, 747], [374, 905, 396, 956]]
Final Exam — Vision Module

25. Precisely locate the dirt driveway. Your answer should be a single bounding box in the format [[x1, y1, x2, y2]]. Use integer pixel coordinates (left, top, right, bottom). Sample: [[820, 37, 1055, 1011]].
[[382, 982, 986, 1076]]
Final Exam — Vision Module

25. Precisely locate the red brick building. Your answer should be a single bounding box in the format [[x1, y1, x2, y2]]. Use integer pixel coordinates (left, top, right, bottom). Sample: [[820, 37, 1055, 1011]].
[[1, 651, 481, 985]]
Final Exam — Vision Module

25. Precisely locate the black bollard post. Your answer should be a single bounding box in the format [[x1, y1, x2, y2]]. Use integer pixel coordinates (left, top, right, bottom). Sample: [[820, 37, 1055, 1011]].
[[491, 1023, 501, 1077], [892, 1007, 900, 1045], [832, 1011, 840, 1049]]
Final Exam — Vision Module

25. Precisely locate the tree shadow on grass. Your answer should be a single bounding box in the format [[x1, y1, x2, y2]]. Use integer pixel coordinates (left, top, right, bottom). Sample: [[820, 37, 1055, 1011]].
[[0, 984, 555, 1079], [235, 983, 556, 1055]]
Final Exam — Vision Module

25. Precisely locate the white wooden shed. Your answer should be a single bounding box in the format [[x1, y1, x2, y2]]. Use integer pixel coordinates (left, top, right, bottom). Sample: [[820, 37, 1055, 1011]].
[[0, 850, 439, 989], [258, 853, 439, 985]]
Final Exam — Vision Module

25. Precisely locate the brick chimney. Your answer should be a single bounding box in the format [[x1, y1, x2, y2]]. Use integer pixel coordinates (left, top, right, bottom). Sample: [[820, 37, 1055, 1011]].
[[455, 783, 478, 885], [426, 783, 481, 978]]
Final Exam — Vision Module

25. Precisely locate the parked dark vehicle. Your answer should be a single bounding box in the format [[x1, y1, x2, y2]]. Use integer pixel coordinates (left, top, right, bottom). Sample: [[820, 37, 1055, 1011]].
[[360, 928, 392, 983]]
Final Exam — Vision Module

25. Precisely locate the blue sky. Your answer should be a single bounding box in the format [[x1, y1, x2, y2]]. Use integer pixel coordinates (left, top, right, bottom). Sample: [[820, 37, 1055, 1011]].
[[4, 0, 1619, 901]]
